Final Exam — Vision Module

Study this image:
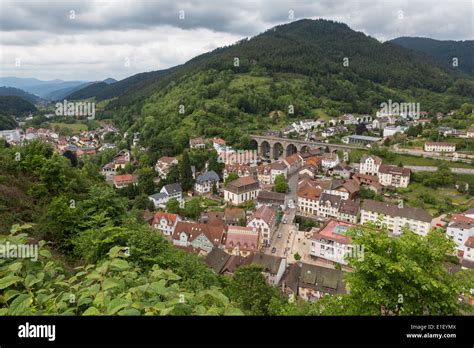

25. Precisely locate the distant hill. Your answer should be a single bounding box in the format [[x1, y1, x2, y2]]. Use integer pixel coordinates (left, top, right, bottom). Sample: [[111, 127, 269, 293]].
[[43, 82, 95, 101], [0, 114, 18, 130], [0, 86, 42, 104], [103, 78, 117, 84], [65, 68, 176, 101], [390, 37, 474, 76], [0, 96, 37, 115], [0, 77, 89, 99]]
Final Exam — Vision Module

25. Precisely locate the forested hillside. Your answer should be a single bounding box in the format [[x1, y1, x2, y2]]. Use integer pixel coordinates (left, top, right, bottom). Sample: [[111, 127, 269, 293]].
[[0, 87, 42, 104], [94, 19, 474, 156], [0, 96, 37, 115], [391, 37, 474, 76]]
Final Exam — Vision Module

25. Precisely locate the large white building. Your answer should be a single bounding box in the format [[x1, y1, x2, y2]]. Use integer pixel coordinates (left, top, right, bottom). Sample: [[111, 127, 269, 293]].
[[194, 171, 219, 194], [359, 155, 410, 188], [447, 221, 474, 257], [309, 219, 356, 265], [360, 200, 432, 236], [247, 205, 277, 247], [224, 176, 260, 205], [359, 155, 382, 176], [424, 142, 456, 152], [377, 165, 411, 188]]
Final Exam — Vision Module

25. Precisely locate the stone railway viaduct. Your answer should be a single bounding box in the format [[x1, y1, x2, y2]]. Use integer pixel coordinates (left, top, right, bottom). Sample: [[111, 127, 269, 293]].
[[250, 135, 364, 160]]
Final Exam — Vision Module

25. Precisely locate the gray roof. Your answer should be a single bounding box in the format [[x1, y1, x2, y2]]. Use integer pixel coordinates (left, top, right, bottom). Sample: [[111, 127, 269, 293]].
[[196, 170, 219, 184], [299, 263, 346, 294], [205, 248, 231, 274], [319, 192, 342, 208], [250, 253, 284, 275], [361, 199, 432, 223], [162, 183, 182, 195], [257, 190, 286, 204], [149, 192, 168, 200], [347, 135, 381, 141]]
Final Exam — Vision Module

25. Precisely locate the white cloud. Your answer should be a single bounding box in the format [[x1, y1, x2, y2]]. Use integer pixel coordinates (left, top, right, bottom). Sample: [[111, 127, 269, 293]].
[[0, 0, 471, 81]]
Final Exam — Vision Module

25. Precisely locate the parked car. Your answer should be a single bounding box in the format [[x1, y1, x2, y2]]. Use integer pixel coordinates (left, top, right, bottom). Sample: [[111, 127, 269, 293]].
[[277, 233, 282, 238], [271, 247, 277, 254]]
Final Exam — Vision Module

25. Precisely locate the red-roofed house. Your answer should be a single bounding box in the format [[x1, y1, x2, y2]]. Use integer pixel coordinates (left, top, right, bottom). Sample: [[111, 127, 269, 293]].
[[247, 205, 277, 247], [172, 222, 225, 253], [283, 154, 304, 174], [152, 212, 181, 236], [113, 174, 138, 189], [309, 219, 356, 265], [225, 225, 260, 256]]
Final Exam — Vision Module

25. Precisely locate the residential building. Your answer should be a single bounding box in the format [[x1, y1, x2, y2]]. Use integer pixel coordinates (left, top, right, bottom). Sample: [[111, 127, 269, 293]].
[[424, 142, 456, 152], [330, 164, 353, 179], [152, 212, 181, 236], [225, 225, 260, 256], [359, 155, 382, 176], [247, 205, 277, 246], [113, 174, 138, 189], [155, 156, 178, 178], [338, 199, 360, 223], [360, 200, 432, 236], [224, 176, 261, 205], [172, 222, 225, 254], [323, 179, 359, 200], [199, 211, 225, 225], [318, 193, 342, 219], [377, 164, 411, 188], [298, 263, 346, 302], [161, 183, 183, 201], [298, 165, 318, 179], [249, 253, 287, 286], [212, 137, 226, 152], [283, 154, 304, 174], [321, 153, 340, 169], [297, 183, 323, 216], [257, 163, 272, 185], [256, 190, 286, 210], [342, 135, 381, 146], [189, 137, 206, 149], [446, 221, 474, 257], [223, 164, 257, 181], [310, 219, 356, 265], [383, 125, 407, 137], [194, 170, 219, 194], [148, 192, 169, 209], [467, 126, 474, 138], [224, 207, 246, 225], [270, 161, 288, 183]]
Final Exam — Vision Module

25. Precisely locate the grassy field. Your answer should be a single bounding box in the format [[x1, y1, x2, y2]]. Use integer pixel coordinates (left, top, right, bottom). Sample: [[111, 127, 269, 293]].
[[49, 122, 88, 133], [349, 149, 474, 169], [396, 182, 472, 216]]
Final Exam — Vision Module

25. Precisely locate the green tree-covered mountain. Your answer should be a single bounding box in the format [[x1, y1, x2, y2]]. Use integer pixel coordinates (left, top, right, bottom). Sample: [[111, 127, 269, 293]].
[[390, 37, 474, 76], [0, 86, 42, 104], [94, 19, 473, 157], [0, 95, 37, 115], [66, 68, 178, 101]]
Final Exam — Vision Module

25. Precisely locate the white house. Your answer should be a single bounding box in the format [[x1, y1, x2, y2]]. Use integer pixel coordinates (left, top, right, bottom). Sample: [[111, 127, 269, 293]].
[[247, 205, 277, 247], [359, 155, 382, 176], [424, 142, 456, 152], [194, 171, 219, 194], [321, 153, 340, 169], [447, 221, 474, 256], [152, 212, 181, 236], [309, 219, 356, 265], [360, 200, 432, 236], [224, 176, 261, 205]]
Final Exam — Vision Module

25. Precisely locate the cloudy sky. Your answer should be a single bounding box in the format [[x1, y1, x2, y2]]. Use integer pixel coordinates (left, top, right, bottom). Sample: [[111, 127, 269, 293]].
[[0, 0, 472, 81]]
